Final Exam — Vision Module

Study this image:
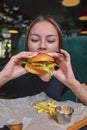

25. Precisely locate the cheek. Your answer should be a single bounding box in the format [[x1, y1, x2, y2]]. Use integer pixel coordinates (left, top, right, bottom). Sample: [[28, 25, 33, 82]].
[[48, 43, 59, 52], [28, 43, 38, 51]]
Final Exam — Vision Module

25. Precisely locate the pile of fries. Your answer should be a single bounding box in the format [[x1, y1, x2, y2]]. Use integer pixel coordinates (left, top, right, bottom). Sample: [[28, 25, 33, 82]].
[[32, 100, 59, 117]]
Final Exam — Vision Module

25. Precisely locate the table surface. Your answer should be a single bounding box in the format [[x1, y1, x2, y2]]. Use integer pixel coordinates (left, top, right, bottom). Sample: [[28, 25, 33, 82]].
[[0, 94, 87, 130], [67, 117, 87, 130], [0, 118, 87, 130]]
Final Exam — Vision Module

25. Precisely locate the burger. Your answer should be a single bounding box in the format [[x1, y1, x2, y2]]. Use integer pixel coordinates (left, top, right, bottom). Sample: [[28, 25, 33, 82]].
[[24, 53, 58, 78]]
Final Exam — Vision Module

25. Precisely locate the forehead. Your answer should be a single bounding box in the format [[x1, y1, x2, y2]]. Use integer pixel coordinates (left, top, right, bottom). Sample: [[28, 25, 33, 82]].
[[30, 21, 58, 33]]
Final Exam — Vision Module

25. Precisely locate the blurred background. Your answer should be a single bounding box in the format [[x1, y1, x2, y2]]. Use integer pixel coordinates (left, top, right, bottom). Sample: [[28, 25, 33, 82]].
[[0, 0, 87, 35], [0, 0, 87, 56], [0, 0, 87, 97]]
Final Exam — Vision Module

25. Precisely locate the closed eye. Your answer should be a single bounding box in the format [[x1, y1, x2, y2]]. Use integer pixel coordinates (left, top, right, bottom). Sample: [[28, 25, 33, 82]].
[[31, 39, 39, 42], [48, 40, 55, 43]]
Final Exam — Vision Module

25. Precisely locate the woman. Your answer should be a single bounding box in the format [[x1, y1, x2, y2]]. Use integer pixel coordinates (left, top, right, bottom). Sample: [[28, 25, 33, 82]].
[[0, 16, 86, 104]]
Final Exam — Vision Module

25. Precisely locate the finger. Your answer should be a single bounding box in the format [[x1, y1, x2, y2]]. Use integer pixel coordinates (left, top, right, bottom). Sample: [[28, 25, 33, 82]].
[[47, 52, 66, 65], [12, 52, 38, 63], [60, 49, 70, 61], [28, 52, 39, 58], [47, 52, 64, 58], [18, 51, 38, 58]]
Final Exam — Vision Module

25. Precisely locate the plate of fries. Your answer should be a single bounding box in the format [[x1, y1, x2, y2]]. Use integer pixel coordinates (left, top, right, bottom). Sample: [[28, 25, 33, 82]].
[[32, 100, 59, 117]]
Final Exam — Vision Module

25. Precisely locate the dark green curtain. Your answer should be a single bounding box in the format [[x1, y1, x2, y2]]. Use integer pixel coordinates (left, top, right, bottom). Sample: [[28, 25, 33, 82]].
[[17, 36, 87, 84]]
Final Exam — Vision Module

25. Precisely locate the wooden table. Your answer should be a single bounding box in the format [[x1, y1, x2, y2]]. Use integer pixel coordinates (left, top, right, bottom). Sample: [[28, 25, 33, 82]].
[[68, 117, 87, 130], [6, 117, 87, 130]]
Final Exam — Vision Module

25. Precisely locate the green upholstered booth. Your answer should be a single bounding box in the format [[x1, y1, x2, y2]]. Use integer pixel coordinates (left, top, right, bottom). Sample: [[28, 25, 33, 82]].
[[63, 36, 87, 84], [62, 36, 87, 102], [17, 35, 25, 53]]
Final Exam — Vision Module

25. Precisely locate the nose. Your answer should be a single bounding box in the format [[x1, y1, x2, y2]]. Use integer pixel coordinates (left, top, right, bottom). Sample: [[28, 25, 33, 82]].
[[38, 39, 47, 51]]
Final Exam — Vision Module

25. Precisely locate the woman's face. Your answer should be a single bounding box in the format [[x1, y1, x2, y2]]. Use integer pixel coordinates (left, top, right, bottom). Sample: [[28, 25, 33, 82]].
[[28, 21, 59, 53]]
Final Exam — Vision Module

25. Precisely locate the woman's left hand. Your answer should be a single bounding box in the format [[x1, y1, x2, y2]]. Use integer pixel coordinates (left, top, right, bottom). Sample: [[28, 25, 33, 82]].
[[48, 49, 76, 87]]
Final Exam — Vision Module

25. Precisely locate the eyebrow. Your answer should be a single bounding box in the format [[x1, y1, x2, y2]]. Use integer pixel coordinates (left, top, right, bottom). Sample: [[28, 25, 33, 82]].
[[29, 34, 39, 36], [47, 34, 56, 37], [29, 34, 57, 37]]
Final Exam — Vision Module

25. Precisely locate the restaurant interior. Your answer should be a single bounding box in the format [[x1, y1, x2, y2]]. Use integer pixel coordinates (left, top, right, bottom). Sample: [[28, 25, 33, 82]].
[[0, 0, 87, 98], [1, 1, 87, 130]]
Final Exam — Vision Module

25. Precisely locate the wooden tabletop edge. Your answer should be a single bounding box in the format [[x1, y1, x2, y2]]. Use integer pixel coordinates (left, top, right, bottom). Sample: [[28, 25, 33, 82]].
[[67, 117, 87, 130]]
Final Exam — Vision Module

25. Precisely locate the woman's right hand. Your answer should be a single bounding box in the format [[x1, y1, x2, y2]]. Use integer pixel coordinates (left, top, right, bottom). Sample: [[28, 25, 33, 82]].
[[1, 51, 38, 81]]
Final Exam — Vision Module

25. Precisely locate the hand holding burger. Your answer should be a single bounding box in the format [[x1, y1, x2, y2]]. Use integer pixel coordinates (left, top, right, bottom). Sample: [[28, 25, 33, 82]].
[[25, 53, 58, 78]]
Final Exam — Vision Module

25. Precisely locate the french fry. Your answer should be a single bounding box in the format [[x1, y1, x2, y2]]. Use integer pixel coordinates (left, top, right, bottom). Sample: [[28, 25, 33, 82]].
[[32, 100, 59, 117]]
